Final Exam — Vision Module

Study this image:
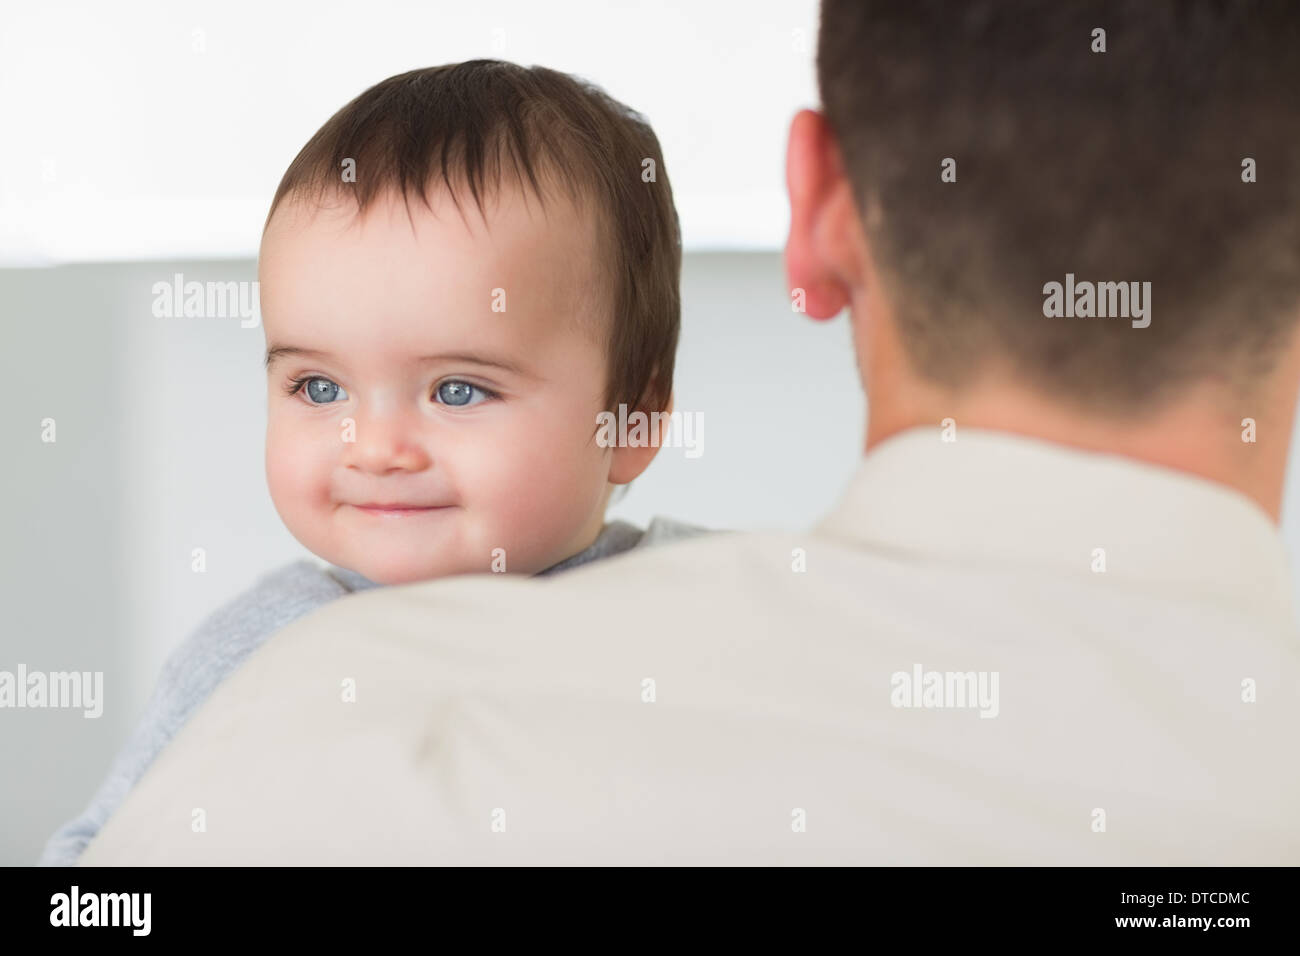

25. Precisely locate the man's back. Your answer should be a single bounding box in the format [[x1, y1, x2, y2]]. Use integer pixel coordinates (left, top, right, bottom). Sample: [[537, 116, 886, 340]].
[[79, 429, 1300, 865]]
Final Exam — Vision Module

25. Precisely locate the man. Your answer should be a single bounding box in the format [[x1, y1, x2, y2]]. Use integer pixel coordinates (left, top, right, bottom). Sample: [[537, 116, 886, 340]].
[[81, 0, 1300, 865]]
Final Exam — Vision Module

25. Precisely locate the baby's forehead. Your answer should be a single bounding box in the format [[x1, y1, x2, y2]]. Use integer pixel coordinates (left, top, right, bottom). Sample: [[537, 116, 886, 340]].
[[267, 185, 606, 290], [266, 181, 602, 251], [260, 186, 611, 351]]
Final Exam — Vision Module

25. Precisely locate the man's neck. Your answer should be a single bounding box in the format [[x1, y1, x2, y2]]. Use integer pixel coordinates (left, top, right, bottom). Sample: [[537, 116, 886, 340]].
[[865, 376, 1295, 524]]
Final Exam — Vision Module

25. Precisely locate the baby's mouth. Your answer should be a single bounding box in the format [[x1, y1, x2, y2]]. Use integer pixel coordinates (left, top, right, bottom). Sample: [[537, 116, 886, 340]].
[[348, 502, 454, 517]]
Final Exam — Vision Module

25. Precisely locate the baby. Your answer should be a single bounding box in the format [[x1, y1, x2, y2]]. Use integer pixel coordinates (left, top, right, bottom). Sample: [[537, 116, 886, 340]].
[[39, 60, 701, 865]]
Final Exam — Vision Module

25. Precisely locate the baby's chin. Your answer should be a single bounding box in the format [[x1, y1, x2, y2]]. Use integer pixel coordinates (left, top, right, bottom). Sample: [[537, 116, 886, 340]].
[[341, 551, 490, 586], [297, 509, 495, 584], [295, 515, 570, 583]]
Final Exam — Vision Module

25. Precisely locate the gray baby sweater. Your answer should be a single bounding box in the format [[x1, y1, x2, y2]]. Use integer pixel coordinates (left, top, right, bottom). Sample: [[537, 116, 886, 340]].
[[38, 517, 705, 866]]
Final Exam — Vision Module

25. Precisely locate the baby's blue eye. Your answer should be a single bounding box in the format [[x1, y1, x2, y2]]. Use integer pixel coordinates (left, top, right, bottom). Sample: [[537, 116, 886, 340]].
[[302, 378, 347, 404], [435, 380, 491, 407]]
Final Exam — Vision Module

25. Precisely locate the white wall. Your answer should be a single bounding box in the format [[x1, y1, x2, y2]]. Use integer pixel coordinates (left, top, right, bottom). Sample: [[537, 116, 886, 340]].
[[0, 0, 819, 263]]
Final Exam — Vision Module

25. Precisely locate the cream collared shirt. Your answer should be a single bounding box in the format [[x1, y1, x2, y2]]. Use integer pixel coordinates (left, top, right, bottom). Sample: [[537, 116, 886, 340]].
[[80, 428, 1300, 865]]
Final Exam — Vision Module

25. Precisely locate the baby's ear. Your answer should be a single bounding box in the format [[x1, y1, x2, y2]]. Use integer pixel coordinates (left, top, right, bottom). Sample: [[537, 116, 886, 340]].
[[607, 387, 672, 485]]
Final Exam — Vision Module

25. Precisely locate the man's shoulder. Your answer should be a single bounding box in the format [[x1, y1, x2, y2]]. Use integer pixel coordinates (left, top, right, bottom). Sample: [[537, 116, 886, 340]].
[[551, 522, 853, 593], [84, 525, 1300, 865], [516, 525, 808, 595], [320, 526, 845, 661]]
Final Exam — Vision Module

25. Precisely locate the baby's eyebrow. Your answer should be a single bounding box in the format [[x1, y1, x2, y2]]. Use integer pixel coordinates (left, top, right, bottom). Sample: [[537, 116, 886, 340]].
[[265, 345, 329, 369], [414, 352, 532, 377], [265, 348, 332, 369], [265, 345, 532, 378]]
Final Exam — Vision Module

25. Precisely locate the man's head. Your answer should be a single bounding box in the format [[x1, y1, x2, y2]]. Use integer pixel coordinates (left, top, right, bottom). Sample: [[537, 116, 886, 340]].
[[258, 61, 680, 584], [788, 0, 1300, 515]]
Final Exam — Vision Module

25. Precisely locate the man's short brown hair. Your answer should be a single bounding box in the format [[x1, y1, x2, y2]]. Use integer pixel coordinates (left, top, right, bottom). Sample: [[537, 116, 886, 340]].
[[264, 60, 681, 415], [818, 0, 1300, 414]]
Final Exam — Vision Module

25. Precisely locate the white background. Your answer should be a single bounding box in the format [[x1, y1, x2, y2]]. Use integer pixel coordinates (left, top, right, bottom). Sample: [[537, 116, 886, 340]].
[[0, 0, 816, 263]]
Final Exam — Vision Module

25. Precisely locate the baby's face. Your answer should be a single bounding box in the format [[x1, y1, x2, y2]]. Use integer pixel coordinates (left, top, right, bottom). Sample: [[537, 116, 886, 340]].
[[258, 185, 618, 584]]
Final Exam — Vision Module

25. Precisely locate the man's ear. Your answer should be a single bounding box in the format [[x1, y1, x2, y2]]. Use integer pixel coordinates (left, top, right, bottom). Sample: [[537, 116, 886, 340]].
[[785, 109, 868, 321], [608, 391, 672, 485]]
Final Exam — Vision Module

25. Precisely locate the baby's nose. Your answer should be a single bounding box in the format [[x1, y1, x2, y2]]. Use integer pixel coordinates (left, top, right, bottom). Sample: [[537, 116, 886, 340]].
[[343, 414, 431, 474]]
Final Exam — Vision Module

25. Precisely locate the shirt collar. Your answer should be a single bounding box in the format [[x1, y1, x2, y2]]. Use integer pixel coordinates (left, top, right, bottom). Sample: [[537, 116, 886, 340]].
[[814, 426, 1296, 625]]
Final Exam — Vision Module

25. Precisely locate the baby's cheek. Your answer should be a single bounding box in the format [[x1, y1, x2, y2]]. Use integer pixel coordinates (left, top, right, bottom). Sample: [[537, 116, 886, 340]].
[[266, 421, 334, 531], [472, 424, 607, 564]]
